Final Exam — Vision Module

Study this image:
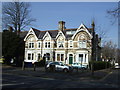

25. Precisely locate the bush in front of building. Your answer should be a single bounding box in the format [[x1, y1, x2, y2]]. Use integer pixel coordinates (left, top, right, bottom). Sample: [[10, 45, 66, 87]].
[[36, 60, 46, 67], [89, 61, 112, 71]]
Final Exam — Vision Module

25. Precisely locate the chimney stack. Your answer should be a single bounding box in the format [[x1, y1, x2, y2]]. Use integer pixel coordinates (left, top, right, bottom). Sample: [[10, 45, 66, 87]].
[[58, 21, 66, 31]]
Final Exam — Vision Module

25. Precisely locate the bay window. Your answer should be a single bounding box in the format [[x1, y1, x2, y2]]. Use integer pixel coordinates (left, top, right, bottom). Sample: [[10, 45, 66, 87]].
[[57, 54, 64, 61]]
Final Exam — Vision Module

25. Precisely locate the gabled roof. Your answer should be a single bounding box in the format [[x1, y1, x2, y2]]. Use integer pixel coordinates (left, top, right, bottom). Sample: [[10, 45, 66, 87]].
[[25, 24, 93, 40], [32, 28, 41, 37], [38, 31, 46, 39], [48, 30, 58, 38]]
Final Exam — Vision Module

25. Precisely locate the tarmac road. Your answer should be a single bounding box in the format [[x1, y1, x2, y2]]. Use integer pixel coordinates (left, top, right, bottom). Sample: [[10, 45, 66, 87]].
[[2, 64, 120, 89]]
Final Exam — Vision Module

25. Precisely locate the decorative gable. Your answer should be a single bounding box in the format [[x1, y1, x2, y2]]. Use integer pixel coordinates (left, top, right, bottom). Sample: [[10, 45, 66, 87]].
[[24, 28, 38, 41], [72, 23, 92, 40], [43, 31, 52, 41], [56, 30, 65, 39]]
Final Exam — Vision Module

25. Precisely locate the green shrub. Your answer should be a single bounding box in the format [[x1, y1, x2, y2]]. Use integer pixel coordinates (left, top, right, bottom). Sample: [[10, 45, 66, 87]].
[[89, 61, 111, 71], [36, 60, 45, 67]]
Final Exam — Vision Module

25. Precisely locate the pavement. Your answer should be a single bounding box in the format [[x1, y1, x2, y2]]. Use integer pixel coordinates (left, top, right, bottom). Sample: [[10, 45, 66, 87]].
[[2, 64, 120, 88]]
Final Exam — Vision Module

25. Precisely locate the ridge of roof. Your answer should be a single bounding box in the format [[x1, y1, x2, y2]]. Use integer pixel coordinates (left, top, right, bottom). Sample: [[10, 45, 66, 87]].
[[30, 26, 93, 39], [31, 27, 41, 32]]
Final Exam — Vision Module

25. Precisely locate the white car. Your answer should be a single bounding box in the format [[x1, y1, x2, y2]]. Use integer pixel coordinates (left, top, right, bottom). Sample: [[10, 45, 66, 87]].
[[72, 63, 88, 69], [46, 62, 72, 72], [114, 63, 120, 69]]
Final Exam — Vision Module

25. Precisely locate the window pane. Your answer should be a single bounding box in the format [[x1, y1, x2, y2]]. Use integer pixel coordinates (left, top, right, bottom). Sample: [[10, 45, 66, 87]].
[[32, 53, 34, 60], [28, 54, 31, 60], [79, 54, 83, 62], [57, 54, 60, 61], [29, 43, 31, 48], [32, 43, 34, 48], [70, 41, 72, 47], [48, 42, 50, 48], [45, 42, 47, 48], [38, 43, 40, 48], [61, 54, 64, 61], [85, 54, 86, 62], [83, 42, 86, 48], [79, 41, 86, 48]]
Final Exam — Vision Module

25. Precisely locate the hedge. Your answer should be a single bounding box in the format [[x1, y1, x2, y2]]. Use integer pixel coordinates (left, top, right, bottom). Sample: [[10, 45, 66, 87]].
[[89, 61, 112, 71]]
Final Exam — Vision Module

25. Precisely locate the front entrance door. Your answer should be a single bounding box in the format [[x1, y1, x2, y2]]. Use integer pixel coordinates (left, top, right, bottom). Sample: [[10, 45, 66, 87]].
[[69, 54, 73, 64]]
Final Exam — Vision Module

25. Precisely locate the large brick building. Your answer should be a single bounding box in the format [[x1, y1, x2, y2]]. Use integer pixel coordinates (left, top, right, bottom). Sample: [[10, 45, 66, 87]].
[[24, 21, 101, 65]]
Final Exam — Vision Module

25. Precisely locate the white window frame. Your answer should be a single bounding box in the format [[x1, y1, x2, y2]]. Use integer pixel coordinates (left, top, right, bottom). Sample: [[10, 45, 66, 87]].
[[28, 42, 34, 49], [27, 53, 34, 60], [44, 42, 51, 48], [78, 40, 87, 48], [38, 42, 41, 48], [56, 53, 65, 62], [69, 40, 73, 48], [57, 40, 64, 48]]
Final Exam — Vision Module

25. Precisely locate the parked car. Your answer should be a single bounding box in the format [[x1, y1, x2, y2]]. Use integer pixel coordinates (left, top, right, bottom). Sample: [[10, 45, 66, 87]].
[[114, 63, 120, 69], [46, 61, 73, 72], [71, 63, 88, 69]]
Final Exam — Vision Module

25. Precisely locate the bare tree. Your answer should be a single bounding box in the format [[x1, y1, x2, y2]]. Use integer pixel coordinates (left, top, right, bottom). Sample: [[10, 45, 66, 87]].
[[107, 2, 120, 24], [95, 25, 108, 44], [102, 40, 117, 64], [2, 1, 35, 34], [107, 2, 120, 65]]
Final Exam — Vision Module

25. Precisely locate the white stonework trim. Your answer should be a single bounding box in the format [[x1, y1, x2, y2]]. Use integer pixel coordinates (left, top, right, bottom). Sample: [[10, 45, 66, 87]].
[[43, 31, 52, 40], [56, 30, 66, 39], [72, 23, 93, 40], [24, 60, 38, 63], [68, 40, 73, 48], [42, 48, 54, 50], [55, 51, 65, 53], [24, 28, 38, 41]]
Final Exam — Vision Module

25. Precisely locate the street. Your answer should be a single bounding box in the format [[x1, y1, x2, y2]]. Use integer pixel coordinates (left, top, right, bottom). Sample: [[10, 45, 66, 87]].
[[2, 64, 120, 89]]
